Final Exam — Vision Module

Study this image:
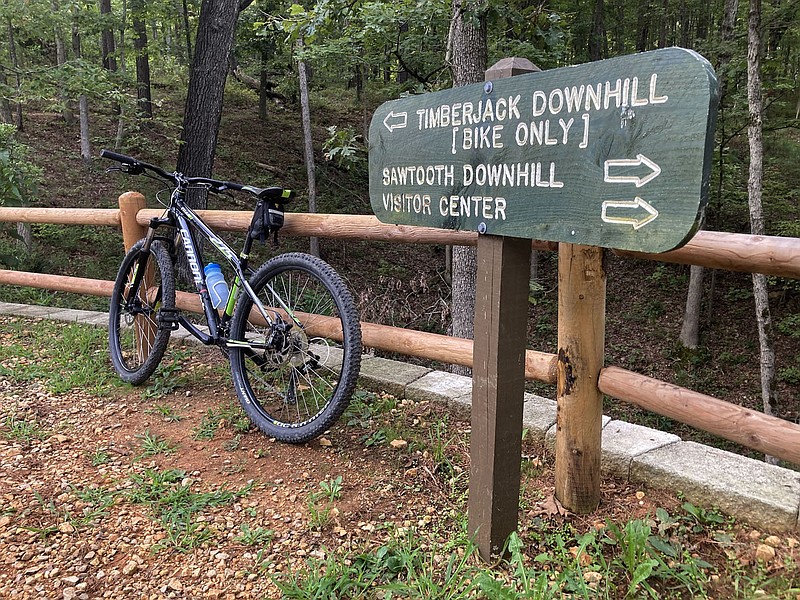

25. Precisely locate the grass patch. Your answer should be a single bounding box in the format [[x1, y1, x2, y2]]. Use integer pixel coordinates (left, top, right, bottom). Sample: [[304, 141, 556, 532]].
[[0, 319, 117, 395], [2, 412, 47, 444], [126, 468, 253, 552], [136, 429, 177, 458], [192, 400, 251, 441]]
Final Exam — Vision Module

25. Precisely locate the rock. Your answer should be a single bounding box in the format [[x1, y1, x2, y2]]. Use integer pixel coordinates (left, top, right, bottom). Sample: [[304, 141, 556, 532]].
[[764, 535, 781, 548], [121, 561, 139, 576], [58, 522, 76, 534], [389, 439, 408, 449], [167, 578, 182, 591], [755, 544, 775, 562]]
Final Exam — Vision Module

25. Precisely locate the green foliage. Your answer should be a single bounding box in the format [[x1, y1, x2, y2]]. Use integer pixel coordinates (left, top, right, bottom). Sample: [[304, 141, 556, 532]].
[[136, 429, 177, 457], [322, 125, 365, 170], [126, 468, 253, 552], [0, 320, 116, 395], [235, 523, 275, 546], [192, 401, 251, 440], [2, 411, 47, 444]]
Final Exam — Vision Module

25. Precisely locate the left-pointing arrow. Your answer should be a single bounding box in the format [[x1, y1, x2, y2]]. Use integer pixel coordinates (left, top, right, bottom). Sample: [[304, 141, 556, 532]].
[[383, 111, 407, 132], [601, 197, 659, 230]]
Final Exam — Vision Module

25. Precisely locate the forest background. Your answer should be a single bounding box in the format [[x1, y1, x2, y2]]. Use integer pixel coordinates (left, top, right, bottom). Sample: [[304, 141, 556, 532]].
[[0, 0, 799, 465]]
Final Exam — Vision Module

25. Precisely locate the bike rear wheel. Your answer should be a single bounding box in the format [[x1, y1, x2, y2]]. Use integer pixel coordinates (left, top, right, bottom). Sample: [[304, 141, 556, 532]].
[[108, 239, 176, 384], [229, 253, 361, 443]]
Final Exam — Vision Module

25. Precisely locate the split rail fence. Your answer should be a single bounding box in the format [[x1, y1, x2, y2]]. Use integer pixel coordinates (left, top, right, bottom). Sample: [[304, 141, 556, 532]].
[[0, 193, 799, 553]]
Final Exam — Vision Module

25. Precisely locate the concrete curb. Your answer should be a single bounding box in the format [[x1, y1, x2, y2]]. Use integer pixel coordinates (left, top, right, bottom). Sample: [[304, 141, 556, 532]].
[[1, 301, 797, 531]]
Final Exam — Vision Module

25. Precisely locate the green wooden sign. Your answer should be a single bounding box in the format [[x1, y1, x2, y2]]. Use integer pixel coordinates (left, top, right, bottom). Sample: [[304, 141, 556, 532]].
[[368, 47, 718, 253]]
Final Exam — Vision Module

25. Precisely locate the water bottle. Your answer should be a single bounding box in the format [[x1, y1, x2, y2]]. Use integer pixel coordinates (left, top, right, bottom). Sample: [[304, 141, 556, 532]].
[[204, 263, 229, 309]]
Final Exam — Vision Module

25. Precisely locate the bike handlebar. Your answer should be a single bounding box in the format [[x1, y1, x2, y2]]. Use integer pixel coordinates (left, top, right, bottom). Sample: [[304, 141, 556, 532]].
[[100, 149, 294, 202]]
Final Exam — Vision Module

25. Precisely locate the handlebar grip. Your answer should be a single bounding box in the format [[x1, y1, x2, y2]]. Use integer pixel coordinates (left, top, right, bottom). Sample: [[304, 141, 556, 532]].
[[100, 149, 136, 165]]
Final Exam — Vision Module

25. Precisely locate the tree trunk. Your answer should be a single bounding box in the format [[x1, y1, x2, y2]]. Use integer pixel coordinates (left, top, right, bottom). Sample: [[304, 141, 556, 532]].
[[118, 0, 127, 74], [259, 46, 269, 120], [131, 0, 153, 118], [0, 68, 12, 124], [747, 0, 779, 465], [72, 13, 92, 165], [175, 0, 239, 188], [680, 0, 739, 349], [6, 18, 22, 130], [297, 48, 319, 258], [99, 0, 118, 71], [181, 0, 193, 63], [589, 0, 607, 61], [52, 0, 74, 126], [679, 265, 703, 348], [447, 0, 487, 377]]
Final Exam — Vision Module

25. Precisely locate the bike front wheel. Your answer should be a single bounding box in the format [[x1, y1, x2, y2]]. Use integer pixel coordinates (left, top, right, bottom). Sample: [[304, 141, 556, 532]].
[[229, 253, 362, 443], [108, 239, 176, 385]]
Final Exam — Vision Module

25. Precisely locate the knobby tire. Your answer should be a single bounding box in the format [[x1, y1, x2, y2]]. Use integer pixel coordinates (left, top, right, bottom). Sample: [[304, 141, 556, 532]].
[[108, 239, 176, 385], [229, 253, 361, 443]]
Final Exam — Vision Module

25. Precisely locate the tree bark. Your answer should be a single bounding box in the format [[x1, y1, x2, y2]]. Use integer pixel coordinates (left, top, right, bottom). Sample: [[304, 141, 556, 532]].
[[180, 0, 192, 63], [131, 0, 153, 118], [99, 0, 118, 71], [589, 0, 607, 61], [447, 0, 487, 376], [679, 264, 703, 348], [0, 69, 12, 124], [52, 0, 74, 126], [72, 13, 92, 164], [6, 18, 23, 130], [175, 0, 240, 189], [680, 0, 739, 349], [747, 0, 779, 465], [297, 47, 319, 257]]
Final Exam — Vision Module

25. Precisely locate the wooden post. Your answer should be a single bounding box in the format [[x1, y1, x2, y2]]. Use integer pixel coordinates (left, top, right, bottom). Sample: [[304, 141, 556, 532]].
[[117, 191, 154, 362], [118, 191, 147, 252], [468, 57, 538, 560], [555, 243, 606, 512]]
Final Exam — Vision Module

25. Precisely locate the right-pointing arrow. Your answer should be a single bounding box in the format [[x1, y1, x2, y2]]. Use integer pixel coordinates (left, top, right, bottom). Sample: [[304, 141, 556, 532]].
[[604, 154, 661, 187], [601, 197, 659, 229]]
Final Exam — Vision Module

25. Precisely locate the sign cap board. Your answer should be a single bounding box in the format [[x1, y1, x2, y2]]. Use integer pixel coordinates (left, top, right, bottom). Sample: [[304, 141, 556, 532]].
[[368, 47, 719, 253]]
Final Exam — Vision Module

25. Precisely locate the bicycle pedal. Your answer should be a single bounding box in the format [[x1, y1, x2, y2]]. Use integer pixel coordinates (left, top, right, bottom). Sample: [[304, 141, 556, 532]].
[[157, 309, 181, 331]]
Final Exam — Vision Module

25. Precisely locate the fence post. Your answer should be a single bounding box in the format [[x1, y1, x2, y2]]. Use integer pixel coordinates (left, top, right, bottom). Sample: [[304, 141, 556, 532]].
[[555, 243, 606, 512], [468, 57, 538, 560], [117, 191, 154, 362], [118, 191, 147, 252]]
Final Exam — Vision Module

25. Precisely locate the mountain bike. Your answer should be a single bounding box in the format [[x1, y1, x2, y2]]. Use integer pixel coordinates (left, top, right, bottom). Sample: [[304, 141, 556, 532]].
[[101, 149, 362, 443]]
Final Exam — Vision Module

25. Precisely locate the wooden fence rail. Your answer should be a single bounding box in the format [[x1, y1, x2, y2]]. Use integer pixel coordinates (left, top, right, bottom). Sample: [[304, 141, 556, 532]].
[[0, 206, 799, 477]]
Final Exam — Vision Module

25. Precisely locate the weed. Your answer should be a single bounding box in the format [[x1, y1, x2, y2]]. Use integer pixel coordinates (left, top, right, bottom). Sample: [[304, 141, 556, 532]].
[[87, 447, 111, 466], [235, 523, 275, 546], [318, 476, 343, 502], [222, 433, 243, 452], [193, 401, 250, 440], [29, 490, 108, 537], [0, 320, 115, 394], [136, 430, 177, 457], [306, 496, 333, 530], [2, 412, 46, 444], [142, 350, 190, 399], [145, 403, 184, 422], [126, 468, 252, 552]]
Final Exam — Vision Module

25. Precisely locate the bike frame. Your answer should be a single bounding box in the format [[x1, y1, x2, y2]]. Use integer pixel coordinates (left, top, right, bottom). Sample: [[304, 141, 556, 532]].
[[129, 183, 298, 349]]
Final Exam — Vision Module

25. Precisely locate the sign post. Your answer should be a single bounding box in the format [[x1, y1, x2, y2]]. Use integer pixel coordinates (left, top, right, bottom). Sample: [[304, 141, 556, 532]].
[[467, 58, 538, 560], [367, 48, 718, 559]]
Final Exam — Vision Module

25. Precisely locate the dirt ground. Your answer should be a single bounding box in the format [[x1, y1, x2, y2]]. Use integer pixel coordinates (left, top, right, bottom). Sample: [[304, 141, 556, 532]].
[[0, 317, 798, 599]]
